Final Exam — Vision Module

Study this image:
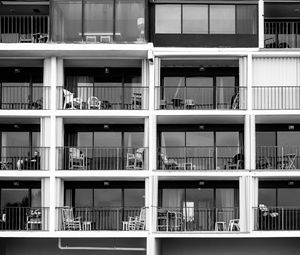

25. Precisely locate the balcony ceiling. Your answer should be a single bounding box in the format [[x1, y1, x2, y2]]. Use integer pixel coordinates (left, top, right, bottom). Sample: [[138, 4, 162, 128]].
[[0, 117, 40, 124], [157, 115, 245, 125], [63, 117, 145, 125], [265, 3, 300, 19], [161, 59, 239, 68], [64, 59, 142, 68], [0, 59, 43, 67], [0, 2, 48, 15]]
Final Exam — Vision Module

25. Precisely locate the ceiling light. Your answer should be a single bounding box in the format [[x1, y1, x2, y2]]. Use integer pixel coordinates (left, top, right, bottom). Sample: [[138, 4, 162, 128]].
[[104, 67, 109, 74]]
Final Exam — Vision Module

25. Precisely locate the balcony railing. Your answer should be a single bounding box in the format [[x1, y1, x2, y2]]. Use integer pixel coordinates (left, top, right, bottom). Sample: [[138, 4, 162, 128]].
[[0, 15, 49, 43], [0, 85, 50, 110], [0, 207, 49, 230], [0, 146, 50, 170], [158, 146, 243, 170], [56, 207, 147, 231], [254, 206, 300, 230], [264, 21, 300, 48], [155, 86, 247, 110], [256, 146, 300, 170], [56, 147, 148, 170], [157, 207, 239, 232], [253, 86, 300, 110], [57, 86, 148, 110]]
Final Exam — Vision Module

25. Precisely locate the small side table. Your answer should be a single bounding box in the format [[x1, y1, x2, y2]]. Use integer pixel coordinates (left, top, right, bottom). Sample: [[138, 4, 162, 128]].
[[82, 221, 92, 231], [122, 221, 129, 231], [215, 221, 226, 231]]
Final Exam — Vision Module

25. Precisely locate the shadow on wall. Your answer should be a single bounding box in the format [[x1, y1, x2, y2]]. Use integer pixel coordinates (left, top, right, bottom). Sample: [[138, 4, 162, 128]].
[[2, 238, 146, 255], [162, 238, 300, 255]]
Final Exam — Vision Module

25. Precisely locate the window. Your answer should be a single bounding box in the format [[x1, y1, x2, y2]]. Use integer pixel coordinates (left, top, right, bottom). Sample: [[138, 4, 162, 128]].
[[155, 5, 181, 34], [210, 5, 235, 34], [182, 5, 208, 34], [155, 4, 257, 35]]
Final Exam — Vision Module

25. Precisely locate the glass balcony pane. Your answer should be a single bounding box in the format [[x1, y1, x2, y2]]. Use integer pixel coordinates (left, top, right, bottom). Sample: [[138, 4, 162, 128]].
[[155, 5, 181, 34], [116, 0, 145, 42], [182, 5, 208, 34], [210, 5, 235, 34]]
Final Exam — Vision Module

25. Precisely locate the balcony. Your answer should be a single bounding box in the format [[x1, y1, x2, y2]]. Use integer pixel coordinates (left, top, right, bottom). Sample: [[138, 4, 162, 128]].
[[0, 147, 49, 170], [254, 206, 300, 231], [264, 21, 300, 49], [56, 207, 147, 231], [256, 146, 299, 170], [0, 207, 49, 231], [57, 86, 148, 110], [0, 85, 50, 110], [51, 0, 146, 43], [0, 15, 49, 43], [56, 147, 148, 170], [158, 146, 243, 171], [155, 86, 246, 110], [157, 207, 239, 232], [253, 86, 300, 110]]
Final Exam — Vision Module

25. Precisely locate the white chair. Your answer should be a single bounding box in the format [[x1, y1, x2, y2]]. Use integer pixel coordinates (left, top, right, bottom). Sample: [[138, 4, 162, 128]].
[[69, 147, 86, 170], [62, 206, 81, 231], [228, 219, 240, 231], [63, 89, 83, 109], [126, 148, 144, 170], [87, 96, 101, 109], [123, 207, 146, 231]]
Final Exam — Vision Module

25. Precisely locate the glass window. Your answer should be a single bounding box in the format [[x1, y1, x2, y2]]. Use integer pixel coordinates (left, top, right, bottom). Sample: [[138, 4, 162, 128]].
[[186, 132, 213, 147], [94, 189, 122, 207], [237, 5, 257, 35], [216, 132, 239, 146], [216, 77, 236, 108], [124, 189, 144, 207], [161, 189, 184, 207], [124, 132, 144, 148], [210, 5, 235, 34], [94, 132, 122, 147], [277, 132, 300, 147], [186, 188, 213, 208], [1, 189, 29, 207], [155, 5, 181, 34], [278, 188, 300, 207], [32, 132, 40, 147], [78, 132, 93, 147], [84, 0, 113, 37], [161, 132, 184, 147], [259, 188, 276, 206], [256, 132, 276, 147], [75, 189, 93, 207], [116, 0, 145, 42], [186, 77, 214, 106], [216, 188, 235, 208], [51, 0, 82, 42], [183, 5, 208, 34], [31, 189, 41, 207]]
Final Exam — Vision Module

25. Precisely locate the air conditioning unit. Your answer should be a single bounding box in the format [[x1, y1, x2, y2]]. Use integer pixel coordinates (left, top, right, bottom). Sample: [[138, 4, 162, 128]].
[[86, 36, 97, 43], [100, 35, 111, 43]]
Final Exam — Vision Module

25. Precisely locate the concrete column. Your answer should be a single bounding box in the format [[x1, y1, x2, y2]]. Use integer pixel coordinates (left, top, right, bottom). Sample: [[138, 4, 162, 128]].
[[56, 58, 64, 109], [142, 59, 149, 110], [145, 177, 150, 231], [247, 53, 253, 111], [149, 114, 157, 171], [239, 176, 247, 232], [250, 115, 256, 170], [249, 176, 259, 231], [151, 175, 158, 233], [258, 0, 265, 49], [244, 115, 250, 170], [149, 58, 155, 111], [144, 117, 149, 169], [153, 57, 161, 110]]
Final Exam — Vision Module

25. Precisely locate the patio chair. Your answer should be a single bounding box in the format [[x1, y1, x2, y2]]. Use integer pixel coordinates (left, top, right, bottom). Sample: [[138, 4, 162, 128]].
[[123, 207, 146, 231], [131, 92, 142, 109], [62, 207, 82, 231], [228, 219, 240, 231], [126, 148, 144, 170], [160, 153, 179, 170], [87, 96, 101, 110], [26, 208, 42, 230], [63, 89, 83, 109], [69, 147, 86, 170], [225, 153, 244, 170]]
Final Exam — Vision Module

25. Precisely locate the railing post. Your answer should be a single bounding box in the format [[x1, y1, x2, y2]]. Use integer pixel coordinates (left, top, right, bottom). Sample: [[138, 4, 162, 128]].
[[117, 208, 119, 231]]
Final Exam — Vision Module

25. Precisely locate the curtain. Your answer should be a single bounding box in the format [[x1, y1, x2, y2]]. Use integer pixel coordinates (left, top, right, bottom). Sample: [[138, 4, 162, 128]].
[[162, 189, 184, 208]]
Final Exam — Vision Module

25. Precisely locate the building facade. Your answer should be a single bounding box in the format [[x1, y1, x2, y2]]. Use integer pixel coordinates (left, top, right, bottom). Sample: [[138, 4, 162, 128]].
[[1, 0, 300, 254]]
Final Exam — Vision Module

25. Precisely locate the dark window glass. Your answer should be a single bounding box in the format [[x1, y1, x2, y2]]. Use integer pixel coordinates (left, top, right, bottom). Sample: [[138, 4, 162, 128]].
[[124, 189, 144, 207], [259, 188, 276, 206], [1, 189, 29, 207], [186, 188, 214, 208], [75, 189, 93, 207], [124, 132, 144, 148], [237, 5, 257, 35], [94, 189, 122, 207], [182, 5, 208, 34], [278, 188, 300, 207]]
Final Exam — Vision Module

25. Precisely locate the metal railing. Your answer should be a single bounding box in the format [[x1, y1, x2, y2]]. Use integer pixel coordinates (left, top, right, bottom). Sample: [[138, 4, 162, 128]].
[[254, 206, 300, 230], [56, 207, 147, 231], [158, 146, 243, 170], [0, 85, 50, 110], [0, 146, 50, 170], [264, 21, 300, 48], [156, 207, 239, 232], [155, 86, 247, 110], [256, 146, 300, 170], [253, 86, 300, 110], [0, 15, 49, 43], [57, 86, 148, 110], [0, 207, 49, 230], [56, 147, 148, 170]]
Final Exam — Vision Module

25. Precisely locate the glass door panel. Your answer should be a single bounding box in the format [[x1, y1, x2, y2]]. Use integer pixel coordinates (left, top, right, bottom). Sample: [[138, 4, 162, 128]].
[[216, 77, 235, 109]]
